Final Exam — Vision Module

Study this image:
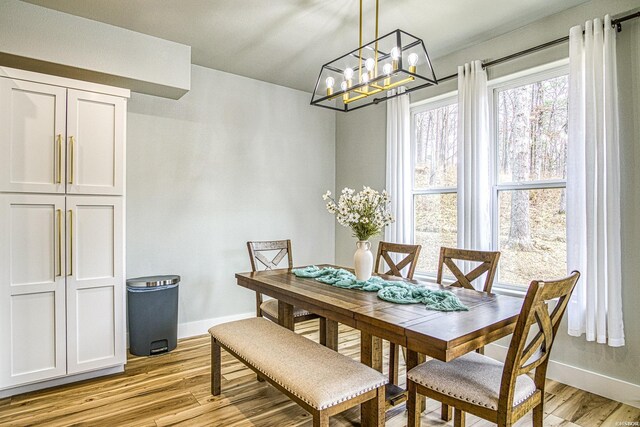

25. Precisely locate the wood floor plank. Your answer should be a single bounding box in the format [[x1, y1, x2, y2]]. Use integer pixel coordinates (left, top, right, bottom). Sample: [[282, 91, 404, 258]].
[[601, 403, 640, 427], [0, 320, 634, 427]]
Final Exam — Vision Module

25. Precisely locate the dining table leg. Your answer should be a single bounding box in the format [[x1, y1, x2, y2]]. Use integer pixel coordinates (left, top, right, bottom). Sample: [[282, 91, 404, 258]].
[[360, 331, 384, 427], [277, 300, 294, 331], [320, 318, 339, 351], [406, 349, 426, 413]]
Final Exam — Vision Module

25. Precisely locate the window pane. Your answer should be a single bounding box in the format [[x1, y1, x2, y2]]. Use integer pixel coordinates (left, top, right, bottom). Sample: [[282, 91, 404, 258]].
[[414, 103, 458, 189], [414, 193, 457, 274], [497, 75, 568, 183], [498, 188, 567, 286]]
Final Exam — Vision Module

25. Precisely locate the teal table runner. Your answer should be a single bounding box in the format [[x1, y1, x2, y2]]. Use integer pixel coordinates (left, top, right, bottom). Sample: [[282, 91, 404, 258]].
[[292, 266, 469, 312]]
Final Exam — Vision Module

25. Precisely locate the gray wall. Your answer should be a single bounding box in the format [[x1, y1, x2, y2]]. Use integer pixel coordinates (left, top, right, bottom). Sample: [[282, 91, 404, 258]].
[[335, 0, 640, 387], [127, 65, 335, 328]]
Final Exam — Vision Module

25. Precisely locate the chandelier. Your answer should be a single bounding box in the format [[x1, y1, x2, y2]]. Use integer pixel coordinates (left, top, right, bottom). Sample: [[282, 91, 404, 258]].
[[311, 0, 437, 112]]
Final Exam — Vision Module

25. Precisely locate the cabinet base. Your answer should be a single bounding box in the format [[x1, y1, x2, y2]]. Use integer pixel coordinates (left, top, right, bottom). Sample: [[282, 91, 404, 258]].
[[0, 365, 125, 398]]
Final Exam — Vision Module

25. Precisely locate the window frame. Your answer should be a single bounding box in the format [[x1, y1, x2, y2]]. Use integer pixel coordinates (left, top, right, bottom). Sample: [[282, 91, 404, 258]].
[[488, 63, 570, 291], [410, 93, 458, 279]]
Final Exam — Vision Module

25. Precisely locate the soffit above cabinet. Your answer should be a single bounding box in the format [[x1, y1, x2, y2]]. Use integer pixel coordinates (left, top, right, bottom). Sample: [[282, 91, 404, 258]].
[[0, 0, 191, 99]]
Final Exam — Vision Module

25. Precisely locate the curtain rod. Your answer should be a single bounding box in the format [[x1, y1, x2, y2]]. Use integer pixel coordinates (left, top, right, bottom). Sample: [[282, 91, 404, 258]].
[[436, 10, 640, 84]]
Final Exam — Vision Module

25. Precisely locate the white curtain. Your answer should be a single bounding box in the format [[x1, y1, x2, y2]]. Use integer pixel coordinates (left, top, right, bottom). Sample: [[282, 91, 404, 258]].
[[385, 87, 412, 245], [457, 61, 492, 261], [567, 15, 625, 347]]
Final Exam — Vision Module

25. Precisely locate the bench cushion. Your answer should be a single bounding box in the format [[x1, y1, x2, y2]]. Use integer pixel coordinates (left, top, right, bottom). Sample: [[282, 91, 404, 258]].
[[260, 299, 313, 319], [407, 351, 536, 410], [209, 318, 387, 410]]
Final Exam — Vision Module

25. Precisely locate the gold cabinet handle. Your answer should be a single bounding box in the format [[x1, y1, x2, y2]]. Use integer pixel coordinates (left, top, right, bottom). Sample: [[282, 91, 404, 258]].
[[56, 209, 62, 277], [68, 209, 73, 276], [68, 136, 75, 185], [56, 134, 62, 184]]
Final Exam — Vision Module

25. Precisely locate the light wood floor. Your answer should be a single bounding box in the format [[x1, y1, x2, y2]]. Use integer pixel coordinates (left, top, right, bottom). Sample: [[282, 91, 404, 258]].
[[0, 321, 638, 426]]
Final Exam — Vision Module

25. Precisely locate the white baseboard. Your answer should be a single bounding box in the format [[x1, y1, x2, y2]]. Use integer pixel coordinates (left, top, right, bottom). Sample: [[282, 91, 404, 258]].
[[484, 343, 640, 409], [177, 311, 255, 339]]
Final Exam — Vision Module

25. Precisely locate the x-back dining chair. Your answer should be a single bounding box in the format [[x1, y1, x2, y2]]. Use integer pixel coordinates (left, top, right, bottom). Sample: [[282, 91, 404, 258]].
[[407, 271, 580, 427], [246, 240, 326, 344], [436, 246, 501, 420], [375, 241, 422, 387], [437, 247, 501, 293]]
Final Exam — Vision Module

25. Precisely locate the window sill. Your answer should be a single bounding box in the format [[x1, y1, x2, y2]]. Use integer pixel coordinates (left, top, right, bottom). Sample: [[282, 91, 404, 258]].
[[413, 272, 526, 299]]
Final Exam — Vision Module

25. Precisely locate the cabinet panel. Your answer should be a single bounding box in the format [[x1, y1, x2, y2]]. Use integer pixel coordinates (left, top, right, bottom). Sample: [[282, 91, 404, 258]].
[[0, 195, 67, 388], [67, 90, 125, 196], [0, 79, 66, 193], [11, 292, 58, 377], [66, 196, 124, 374]]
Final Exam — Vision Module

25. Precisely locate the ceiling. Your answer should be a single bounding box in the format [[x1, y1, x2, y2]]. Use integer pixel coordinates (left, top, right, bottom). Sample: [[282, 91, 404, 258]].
[[21, 0, 589, 92]]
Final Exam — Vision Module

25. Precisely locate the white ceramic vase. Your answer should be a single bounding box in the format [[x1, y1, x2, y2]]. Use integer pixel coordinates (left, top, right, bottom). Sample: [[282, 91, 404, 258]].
[[354, 240, 373, 281]]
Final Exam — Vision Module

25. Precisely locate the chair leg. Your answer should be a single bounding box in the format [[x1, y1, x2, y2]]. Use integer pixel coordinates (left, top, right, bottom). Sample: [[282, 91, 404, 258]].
[[407, 381, 420, 427], [533, 401, 544, 427], [454, 408, 466, 427], [441, 403, 453, 421], [388, 342, 399, 385], [211, 337, 221, 395]]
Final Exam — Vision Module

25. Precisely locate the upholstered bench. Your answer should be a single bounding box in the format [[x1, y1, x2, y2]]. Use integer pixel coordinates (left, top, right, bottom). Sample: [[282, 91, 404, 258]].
[[209, 317, 387, 426]]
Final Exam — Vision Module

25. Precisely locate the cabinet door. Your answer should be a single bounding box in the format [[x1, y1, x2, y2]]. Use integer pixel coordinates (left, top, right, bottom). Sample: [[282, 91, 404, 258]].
[[67, 90, 125, 196], [0, 195, 67, 388], [0, 78, 66, 194], [66, 196, 125, 374]]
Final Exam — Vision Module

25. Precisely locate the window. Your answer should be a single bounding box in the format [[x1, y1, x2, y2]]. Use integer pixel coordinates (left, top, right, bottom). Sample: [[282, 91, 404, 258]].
[[411, 98, 458, 274], [409, 65, 568, 288], [492, 68, 568, 288]]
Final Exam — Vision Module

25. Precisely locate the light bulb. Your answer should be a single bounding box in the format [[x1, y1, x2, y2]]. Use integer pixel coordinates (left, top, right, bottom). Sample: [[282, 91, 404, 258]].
[[408, 53, 419, 66], [383, 63, 393, 75], [325, 76, 335, 89], [343, 67, 354, 80], [340, 81, 348, 91], [365, 58, 375, 72], [390, 46, 401, 60], [325, 76, 335, 96], [362, 73, 369, 84]]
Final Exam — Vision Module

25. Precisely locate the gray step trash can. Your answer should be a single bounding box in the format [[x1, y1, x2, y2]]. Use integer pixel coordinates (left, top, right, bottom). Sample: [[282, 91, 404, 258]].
[[127, 275, 180, 356]]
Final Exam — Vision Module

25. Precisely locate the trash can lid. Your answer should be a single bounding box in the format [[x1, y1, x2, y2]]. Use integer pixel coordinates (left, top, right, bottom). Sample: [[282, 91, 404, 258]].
[[126, 275, 180, 288]]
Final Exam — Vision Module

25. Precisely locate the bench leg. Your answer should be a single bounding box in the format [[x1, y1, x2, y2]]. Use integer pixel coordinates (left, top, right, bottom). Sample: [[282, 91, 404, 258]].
[[361, 386, 385, 427], [313, 411, 330, 427], [441, 403, 453, 421], [211, 337, 221, 396]]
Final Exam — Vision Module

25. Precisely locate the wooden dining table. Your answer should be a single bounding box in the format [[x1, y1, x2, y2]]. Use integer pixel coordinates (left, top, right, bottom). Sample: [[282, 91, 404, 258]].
[[235, 264, 523, 426]]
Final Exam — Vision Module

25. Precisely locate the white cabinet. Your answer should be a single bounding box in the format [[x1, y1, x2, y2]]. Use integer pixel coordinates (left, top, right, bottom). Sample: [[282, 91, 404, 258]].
[[0, 195, 67, 387], [0, 79, 66, 194], [0, 69, 128, 394], [66, 196, 125, 374], [67, 90, 125, 196], [0, 78, 126, 196]]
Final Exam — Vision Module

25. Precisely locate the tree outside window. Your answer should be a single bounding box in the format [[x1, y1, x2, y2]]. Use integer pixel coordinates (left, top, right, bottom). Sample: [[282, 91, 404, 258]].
[[409, 66, 568, 288]]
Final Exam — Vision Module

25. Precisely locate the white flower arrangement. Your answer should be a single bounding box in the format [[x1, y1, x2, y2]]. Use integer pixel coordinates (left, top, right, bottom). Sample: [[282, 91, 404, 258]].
[[323, 186, 395, 241]]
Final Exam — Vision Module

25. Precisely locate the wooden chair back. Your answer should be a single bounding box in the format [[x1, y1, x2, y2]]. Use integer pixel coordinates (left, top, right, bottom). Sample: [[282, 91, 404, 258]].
[[247, 240, 293, 272], [498, 271, 580, 419], [375, 241, 422, 280], [436, 247, 501, 292], [247, 240, 293, 317]]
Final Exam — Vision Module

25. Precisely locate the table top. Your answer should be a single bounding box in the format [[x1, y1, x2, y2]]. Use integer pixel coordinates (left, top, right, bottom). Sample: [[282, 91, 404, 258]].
[[235, 265, 523, 362]]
